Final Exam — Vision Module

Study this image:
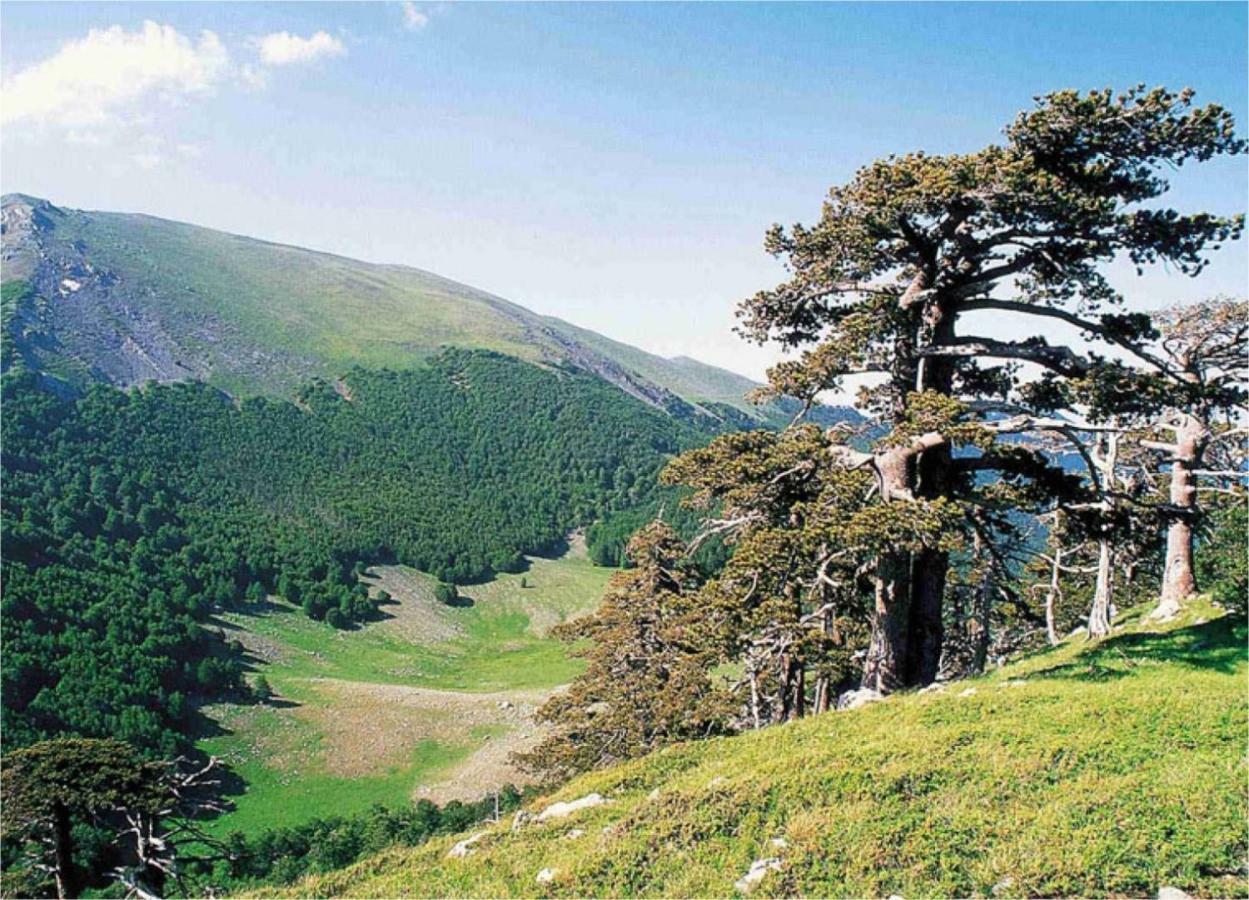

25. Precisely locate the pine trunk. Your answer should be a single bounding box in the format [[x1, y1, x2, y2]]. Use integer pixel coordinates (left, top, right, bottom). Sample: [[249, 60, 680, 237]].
[[1088, 538, 1114, 638], [53, 801, 79, 900], [909, 549, 947, 684], [1045, 545, 1063, 646], [1088, 433, 1119, 638], [863, 548, 913, 693], [1154, 413, 1206, 620]]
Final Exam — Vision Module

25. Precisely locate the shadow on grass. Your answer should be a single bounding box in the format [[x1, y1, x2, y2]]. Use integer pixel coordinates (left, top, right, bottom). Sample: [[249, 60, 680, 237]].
[[1029, 615, 1247, 683]]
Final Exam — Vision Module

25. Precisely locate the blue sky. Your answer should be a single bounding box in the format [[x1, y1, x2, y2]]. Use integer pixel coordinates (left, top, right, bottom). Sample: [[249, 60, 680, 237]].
[[2, 2, 1245, 381]]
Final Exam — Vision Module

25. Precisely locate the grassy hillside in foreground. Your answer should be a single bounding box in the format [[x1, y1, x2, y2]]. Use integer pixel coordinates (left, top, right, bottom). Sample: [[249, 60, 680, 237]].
[[199, 544, 614, 839], [265, 599, 1248, 899]]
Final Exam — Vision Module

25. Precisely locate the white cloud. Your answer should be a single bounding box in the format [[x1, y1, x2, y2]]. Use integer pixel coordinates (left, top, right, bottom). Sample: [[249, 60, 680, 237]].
[[238, 63, 270, 91], [255, 30, 346, 66], [401, 3, 429, 31], [1, 21, 230, 128]]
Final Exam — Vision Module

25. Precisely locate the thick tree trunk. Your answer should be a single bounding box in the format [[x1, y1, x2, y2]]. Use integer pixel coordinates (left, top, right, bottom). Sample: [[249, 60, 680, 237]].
[[863, 445, 916, 693], [907, 312, 955, 686], [909, 549, 947, 684], [863, 549, 912, 693], [1154, 413, 1207, 620], [52, 801, 80, 900]]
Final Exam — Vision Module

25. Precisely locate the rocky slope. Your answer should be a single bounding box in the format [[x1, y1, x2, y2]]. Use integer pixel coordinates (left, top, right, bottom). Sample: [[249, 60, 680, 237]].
[[0, 193, 853, 428]]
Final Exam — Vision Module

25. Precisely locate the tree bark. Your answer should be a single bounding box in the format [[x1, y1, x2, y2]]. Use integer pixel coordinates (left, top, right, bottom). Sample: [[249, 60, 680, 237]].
[[862, 441, 919, 693], [1045, 544, 1063, 646], [863, 548, 913, 693], [1153, 413, 1207, 619], [909, 549, 947, 683], [1088, 537, 1115, 638], [1087, 432, 1119, 639], [52, 801, 80, 900], [909, 441, 952, 684], [908, 308, 955, 685]]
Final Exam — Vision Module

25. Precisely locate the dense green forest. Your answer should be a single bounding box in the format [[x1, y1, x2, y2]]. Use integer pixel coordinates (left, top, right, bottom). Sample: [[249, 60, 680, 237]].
[[1, 347, 704, 755]]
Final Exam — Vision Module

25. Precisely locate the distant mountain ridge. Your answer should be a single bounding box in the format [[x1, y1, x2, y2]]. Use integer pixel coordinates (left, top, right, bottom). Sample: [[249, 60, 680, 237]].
[[0, 193, 854, 428]]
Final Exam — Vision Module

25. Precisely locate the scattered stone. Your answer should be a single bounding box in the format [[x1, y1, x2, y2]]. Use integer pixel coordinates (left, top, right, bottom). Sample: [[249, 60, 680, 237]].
[[446, 831, 487, 858], [958, 687, 978, 698], [647, 788, 661, 801], [769, 837, 788, 849], [836, 688, 883, 711], [919, 683, 946, 694], [563, 828, 585, 840], [536, 868, 558, 885], [887, 894, 906, 900], [497, 700, 513, 710], [1156, 888, 1192, 900], [708, 775, 728, 788], [1068, 626, 1087, 637], [991, 876, 1014, 895], [537, 793, 607, 822], [511, 810, 533, 831], [734, 857, 782, 893], [1002, 680, 1026, 688]]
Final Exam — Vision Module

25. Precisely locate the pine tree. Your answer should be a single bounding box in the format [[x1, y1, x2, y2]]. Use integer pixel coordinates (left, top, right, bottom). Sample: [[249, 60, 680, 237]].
[[517, 522, 732, 781]]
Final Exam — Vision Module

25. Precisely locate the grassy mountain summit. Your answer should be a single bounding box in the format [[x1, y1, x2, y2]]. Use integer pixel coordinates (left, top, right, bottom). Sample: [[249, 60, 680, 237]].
[[0, 194, 847, 427], [265, 600, 1247, 899]]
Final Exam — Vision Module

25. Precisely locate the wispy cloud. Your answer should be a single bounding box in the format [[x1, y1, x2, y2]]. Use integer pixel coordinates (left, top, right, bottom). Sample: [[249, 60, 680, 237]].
[[255, 30, 346, 66], [401, 3, 429, 32], [0, 21, 230, 129]]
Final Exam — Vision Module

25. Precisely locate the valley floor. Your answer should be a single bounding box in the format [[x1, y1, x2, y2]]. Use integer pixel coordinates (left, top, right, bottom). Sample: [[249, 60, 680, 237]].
[[260, 599, 1247, 899], [198, 539, 613, 838]]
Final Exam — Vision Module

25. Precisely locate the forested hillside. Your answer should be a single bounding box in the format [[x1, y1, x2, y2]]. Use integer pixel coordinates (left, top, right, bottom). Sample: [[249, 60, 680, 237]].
[[1, 348, 702, 755]]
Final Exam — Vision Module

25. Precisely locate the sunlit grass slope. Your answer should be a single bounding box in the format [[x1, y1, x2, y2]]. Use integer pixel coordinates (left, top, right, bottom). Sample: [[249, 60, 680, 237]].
[[268, 599, 1247, 899]]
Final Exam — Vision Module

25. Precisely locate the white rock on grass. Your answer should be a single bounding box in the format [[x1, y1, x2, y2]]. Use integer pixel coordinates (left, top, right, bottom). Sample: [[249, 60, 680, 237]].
[[536, 793, 607, 822], [563, 828, 586, 840], [958, 687, 977, 698], [1156, 888, 1193, 900], [446, 831, 487, 858], [511, 810, 533, 831], [836, 688, 883, 710], [734, 857, 782, 893], [769, 837, 788, 849], [536, 868, 558, 884]]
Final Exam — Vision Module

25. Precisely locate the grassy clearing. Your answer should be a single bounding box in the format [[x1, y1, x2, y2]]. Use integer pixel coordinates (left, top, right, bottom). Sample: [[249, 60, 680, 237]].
[[266, 598, 1248, 899], [198, 546, 614, 837]]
